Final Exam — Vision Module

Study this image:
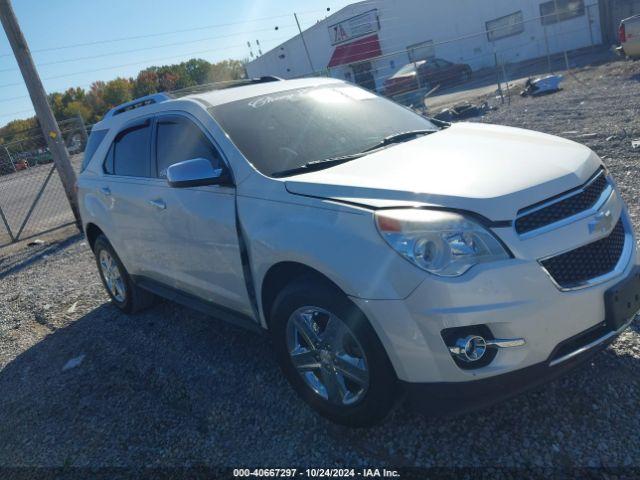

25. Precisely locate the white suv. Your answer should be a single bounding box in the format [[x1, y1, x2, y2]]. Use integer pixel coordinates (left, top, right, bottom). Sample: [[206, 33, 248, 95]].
[[78, 77, 640, 426]]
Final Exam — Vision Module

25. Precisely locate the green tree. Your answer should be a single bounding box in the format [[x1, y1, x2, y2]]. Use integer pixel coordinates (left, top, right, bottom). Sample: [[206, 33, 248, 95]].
[[133, 69, 160, 97], [1, 57, 248, 131], [63, 100, 92, 120], [85, 81, 107, 122], [102, 78, 133, 108], [183, 58, 212, 84]]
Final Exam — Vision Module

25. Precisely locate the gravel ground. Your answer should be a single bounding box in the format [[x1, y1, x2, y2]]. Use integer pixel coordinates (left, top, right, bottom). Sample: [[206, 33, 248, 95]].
[[1, 59, 640, 473]]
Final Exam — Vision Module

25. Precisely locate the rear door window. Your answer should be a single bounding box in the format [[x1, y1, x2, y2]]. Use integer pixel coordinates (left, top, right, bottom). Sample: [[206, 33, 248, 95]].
[[109, 120, 152, 177], [155, 115, 223, 179], [81, 129, 107, 172]]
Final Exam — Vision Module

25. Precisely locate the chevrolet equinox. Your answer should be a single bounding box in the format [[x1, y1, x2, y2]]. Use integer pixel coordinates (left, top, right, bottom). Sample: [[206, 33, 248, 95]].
[[78, 77, 640, 426]]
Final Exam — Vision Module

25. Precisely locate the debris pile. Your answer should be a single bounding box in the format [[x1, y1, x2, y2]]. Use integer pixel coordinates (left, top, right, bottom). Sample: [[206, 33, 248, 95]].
[[433, 101, 494, 122], [521, 74, 564, 97]]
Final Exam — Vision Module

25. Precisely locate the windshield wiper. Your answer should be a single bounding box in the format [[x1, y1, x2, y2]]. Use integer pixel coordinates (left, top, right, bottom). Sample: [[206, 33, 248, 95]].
[[271, 152, 367, 178], [360, 129, 436, 153], [270, 129, 437, 178]]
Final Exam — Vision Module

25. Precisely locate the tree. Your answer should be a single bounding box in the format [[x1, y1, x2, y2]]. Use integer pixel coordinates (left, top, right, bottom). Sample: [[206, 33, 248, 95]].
[[133, 69, 159, 97], [85, 81, 107, 122], [48, 92, 65, 119], [1, 57, 248, 131], [63, 100, 92, 120], [183, 58, 211, 85], [210, 59, 246, 82], [102, 78, 133, 108]]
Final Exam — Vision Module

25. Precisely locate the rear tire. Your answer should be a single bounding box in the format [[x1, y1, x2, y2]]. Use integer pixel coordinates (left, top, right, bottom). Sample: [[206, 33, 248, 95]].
[[93, 235, 156, 314], [270, 277, 397, 427]]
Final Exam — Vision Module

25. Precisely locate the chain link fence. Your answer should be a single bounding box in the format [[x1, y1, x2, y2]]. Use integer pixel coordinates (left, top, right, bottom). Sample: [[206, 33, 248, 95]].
[[286, 3, 607, 110], [0, 115, 88, 247]]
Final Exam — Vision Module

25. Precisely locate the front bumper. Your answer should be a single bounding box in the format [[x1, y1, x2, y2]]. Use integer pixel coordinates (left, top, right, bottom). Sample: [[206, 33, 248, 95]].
[[351, 211, 639, 385], [401, 314, 634, 416]]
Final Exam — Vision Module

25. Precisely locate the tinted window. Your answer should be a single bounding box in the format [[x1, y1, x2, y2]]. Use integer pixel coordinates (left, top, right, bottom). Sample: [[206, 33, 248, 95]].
[[540, 0, 584, 25], [111, 122, 151, 177], [156, 116, 222, 178], [81, 129, 107, 171], [104, 144, 114, 174], [208, 85, 436, 177]]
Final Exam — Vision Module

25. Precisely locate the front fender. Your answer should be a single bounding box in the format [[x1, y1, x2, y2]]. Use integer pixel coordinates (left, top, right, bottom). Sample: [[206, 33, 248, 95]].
[[238, 193, 426, 308]]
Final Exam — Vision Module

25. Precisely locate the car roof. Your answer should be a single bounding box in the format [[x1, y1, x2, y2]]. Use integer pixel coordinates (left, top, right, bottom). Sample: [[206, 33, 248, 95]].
[[186, 77, 345, 107], [91, 77, 346, 131]]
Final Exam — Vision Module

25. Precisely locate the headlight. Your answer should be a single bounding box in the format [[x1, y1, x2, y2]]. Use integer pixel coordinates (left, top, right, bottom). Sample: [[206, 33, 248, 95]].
[[375, 209, 510, 277]]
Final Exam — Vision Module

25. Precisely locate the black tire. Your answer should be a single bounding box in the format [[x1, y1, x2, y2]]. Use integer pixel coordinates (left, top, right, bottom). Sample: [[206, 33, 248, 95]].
[[270, 277, 397, 427], [93, 234, 156, 314]]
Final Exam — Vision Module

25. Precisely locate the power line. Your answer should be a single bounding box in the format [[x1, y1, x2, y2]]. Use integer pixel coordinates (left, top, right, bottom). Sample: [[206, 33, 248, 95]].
[[0, 7, 336, 58], [0, 108, 35, 119], [0, 25, 296, 74], [0, 34, 291, 90]]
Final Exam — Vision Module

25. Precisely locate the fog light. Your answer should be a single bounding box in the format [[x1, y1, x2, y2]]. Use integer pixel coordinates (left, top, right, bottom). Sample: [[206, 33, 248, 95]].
[[450, 335, 487, 362], [442, 325, 526, 370]]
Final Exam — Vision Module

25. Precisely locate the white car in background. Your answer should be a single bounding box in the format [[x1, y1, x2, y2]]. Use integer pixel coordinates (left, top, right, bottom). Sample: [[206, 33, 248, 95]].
[[77, 77, 640, 426], [618, 14, 640, 59]]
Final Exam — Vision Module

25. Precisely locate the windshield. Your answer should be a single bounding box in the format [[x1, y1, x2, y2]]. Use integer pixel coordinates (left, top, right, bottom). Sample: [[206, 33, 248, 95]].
[[208, 84, 437, 177], [392, 62, 423, 78]]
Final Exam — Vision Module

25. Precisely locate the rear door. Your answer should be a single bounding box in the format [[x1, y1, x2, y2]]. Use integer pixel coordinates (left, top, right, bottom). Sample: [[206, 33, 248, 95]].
[[101, 117, 169, 279], [150, 113, 251, 314]]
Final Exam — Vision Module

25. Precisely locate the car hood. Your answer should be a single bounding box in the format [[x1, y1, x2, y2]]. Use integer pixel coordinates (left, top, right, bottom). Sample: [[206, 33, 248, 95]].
[[284, 122, 602, 221]]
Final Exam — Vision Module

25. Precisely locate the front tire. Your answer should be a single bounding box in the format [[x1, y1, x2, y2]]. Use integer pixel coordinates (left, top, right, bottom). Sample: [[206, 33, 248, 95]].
[[270, 278, 397, 427], [93, 235, 156, 314]]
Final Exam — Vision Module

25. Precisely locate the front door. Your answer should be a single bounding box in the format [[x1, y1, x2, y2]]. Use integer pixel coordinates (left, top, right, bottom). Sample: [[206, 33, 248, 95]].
[[150, 113, 252, 315]]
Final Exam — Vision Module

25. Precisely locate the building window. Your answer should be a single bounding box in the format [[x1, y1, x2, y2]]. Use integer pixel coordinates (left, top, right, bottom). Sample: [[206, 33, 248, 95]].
[[540, 0, 585, 26], [486, 11, 525, 41], [407, 40, 434, 62]]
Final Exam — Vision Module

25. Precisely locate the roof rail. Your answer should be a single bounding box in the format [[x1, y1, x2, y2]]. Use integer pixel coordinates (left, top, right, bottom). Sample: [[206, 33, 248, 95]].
[[104, 92, 173, 119]]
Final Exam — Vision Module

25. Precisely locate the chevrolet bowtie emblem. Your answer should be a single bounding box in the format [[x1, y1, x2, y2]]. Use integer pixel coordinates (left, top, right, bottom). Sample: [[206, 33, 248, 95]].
[[589, 209, 614, 235]]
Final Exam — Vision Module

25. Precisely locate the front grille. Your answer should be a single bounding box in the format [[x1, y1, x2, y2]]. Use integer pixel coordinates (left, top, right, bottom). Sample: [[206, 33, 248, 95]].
[[516, 170, 609, 235], [540, 218, 626, 289]]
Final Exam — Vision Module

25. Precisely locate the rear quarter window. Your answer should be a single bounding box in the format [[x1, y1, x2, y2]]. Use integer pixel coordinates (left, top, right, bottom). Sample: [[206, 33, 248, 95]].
[[81, 129, 108, 172]]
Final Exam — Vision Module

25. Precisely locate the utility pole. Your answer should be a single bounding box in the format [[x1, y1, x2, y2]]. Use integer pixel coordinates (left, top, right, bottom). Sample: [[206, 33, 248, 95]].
[[0, 0, 80, 227], [294, 13, 315, 74]]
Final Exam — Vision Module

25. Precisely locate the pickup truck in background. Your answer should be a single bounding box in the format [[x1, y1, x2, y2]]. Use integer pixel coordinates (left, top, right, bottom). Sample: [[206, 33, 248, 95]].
[[618, 14, 640, 60]]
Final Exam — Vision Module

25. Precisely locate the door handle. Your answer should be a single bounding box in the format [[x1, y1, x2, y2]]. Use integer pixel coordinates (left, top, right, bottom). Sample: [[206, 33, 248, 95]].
[[100, 186, 111, 196], [148, 199, 166, 210]]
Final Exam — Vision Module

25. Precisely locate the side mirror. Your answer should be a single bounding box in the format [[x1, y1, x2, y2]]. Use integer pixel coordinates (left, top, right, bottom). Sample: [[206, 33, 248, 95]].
[[166, 158, 230, 188]]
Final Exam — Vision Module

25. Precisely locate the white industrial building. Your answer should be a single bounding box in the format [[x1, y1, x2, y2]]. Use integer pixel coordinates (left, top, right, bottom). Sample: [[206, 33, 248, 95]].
[[246, 0, 603, 92]]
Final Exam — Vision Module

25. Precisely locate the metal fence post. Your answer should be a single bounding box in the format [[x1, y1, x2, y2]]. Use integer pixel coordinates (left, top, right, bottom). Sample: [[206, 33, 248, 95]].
[[544, 25, 553, 74], [494, 50, 504, 104], [501, 63, 511, 105], [586, 4, 595, 47], [76, 114, 89, 144], [2, 145, 17, 172]]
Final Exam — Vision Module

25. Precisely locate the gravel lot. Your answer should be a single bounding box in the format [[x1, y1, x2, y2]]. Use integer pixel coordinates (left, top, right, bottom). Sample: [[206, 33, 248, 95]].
[[1, 58, 639, 473]]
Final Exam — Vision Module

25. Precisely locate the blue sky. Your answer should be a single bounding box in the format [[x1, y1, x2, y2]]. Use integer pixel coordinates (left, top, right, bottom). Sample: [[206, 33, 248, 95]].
[[0, 0, 354, 126]]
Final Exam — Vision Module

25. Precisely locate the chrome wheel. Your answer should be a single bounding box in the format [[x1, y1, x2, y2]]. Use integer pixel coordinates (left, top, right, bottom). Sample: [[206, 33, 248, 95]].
[[286, 306, 369, 405], [99, 249, 126, 303]]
